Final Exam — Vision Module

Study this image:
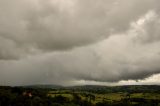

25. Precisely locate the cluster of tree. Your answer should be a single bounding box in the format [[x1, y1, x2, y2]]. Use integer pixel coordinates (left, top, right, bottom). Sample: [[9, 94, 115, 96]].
[[0, 86, 52, 106], [0, 86, 94, 106]]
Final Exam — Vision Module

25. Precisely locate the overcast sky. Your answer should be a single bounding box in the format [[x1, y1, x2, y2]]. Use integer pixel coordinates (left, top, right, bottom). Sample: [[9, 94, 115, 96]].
[[0, 0, 160, 86]]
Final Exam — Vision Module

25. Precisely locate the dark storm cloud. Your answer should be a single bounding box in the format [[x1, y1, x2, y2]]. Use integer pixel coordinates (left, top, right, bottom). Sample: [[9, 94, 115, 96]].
[[0, 0, 160, 85]]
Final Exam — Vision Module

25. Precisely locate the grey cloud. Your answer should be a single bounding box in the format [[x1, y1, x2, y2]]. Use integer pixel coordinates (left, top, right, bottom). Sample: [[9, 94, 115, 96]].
[[0, 0, 158, 59], [0, 0, 160, 85]]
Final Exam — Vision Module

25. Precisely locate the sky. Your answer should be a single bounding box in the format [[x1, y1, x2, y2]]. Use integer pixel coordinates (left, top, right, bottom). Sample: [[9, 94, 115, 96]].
[[0, 0, 160, 86]]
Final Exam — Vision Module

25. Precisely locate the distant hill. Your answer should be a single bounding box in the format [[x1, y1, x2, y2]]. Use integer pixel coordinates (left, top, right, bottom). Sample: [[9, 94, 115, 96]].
[[21, 84, 160, 93], [66, 85, 160, 93], [22, 84, 62, 89]]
